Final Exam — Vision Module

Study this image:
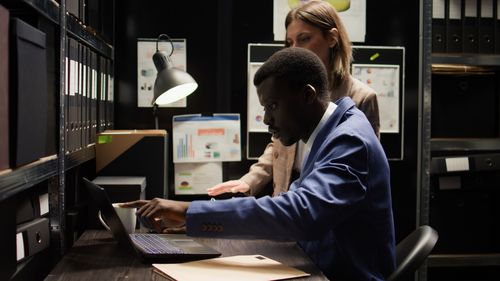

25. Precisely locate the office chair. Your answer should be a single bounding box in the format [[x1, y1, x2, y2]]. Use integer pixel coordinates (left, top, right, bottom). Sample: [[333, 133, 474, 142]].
[[387, 225, 438, 281]]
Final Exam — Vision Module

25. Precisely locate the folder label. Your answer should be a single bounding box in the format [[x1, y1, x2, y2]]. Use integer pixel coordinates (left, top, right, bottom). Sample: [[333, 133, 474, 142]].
[[16, 232, 25, 261], [433, 0, 445, 19], [445, 157, 470, 172], [39, 193, 49, 216], [449, 0, 462, 19], [465, 0, 477, 17], [481, 0, 493, 17]]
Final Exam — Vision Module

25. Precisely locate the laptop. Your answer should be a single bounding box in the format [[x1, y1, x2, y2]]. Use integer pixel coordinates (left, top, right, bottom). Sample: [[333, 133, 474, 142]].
[[83, 178, 221, 262]]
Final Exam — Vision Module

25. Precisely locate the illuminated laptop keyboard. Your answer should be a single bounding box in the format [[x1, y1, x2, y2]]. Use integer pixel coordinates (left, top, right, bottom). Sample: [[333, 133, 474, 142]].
[[130, 233, 185, 254]]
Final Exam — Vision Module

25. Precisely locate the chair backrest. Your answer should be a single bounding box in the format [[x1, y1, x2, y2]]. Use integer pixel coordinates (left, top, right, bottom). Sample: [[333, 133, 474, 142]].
[[387, 225, 438, 281]]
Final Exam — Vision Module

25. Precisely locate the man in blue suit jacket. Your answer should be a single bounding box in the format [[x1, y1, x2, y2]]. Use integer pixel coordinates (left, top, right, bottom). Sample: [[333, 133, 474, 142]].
[[123, 47, 396, 280]]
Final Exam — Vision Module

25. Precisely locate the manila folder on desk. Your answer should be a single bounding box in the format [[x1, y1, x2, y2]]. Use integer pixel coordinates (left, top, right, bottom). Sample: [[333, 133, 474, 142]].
[[152, 254, 310, 281]]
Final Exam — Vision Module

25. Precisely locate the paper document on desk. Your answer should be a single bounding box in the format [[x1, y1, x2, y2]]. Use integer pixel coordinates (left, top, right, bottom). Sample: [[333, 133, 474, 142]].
[[152, 254, 310, 281]]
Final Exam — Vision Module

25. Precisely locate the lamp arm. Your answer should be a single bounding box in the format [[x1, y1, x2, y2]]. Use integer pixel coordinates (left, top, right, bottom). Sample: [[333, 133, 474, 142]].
[[156, 34, 174, 57], [153, 103, 159, 129]]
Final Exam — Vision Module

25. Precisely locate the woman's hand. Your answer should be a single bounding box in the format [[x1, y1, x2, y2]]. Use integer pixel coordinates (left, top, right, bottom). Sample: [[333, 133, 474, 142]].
[[207, 180, 250, 196]]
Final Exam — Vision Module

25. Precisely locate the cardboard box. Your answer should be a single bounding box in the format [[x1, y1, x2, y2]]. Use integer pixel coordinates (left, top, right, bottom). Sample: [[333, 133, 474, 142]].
[[92, 176, 146, 203], [96, 130, 168, 199]]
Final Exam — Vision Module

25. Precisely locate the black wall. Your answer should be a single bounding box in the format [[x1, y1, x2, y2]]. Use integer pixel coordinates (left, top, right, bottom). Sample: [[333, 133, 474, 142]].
[[114, 0, 420, 242]]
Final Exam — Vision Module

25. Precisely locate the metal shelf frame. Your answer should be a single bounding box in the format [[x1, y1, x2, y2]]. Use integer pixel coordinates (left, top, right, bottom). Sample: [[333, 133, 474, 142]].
[[0, 0, 111, 263], [421, 0, 500, 279]]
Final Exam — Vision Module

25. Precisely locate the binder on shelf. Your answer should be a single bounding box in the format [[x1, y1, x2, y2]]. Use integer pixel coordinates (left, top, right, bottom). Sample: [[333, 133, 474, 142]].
[[75, 39, 82, 151], [79, 42, 87, 149], [495, 0, 500, 53], [68, 38, 78, 153], [431, 153, 500, 174], [86, 0, 100, 34], [98, 56, 107, 132], [479, 0, 495, 53], [106, 58, 113, 130], [463, 0, 479, 53], [63, 37, 68, 153], [16, 192, 49, 225], [82, 44, 90, 147], [433, 0, 447, 52], [79, 0, 86, 24], [90, 50, 98, 143], [447, 0, 463, 52], [16, 217, 50, 262], [66, 0, 80, 20], [0, 5, 9, 171], [9, 18, 48, 167], [67, 37, 73, 152]]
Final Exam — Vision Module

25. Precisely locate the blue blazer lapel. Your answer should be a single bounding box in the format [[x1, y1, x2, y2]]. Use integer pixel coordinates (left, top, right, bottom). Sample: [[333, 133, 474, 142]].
[[300, 97, 356, 178]]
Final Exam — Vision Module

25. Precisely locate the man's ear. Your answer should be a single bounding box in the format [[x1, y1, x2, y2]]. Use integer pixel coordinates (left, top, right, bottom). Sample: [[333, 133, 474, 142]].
[[303, 84, 317, 104]]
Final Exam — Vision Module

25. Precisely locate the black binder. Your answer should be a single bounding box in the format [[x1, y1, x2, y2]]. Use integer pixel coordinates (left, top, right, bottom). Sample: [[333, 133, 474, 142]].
[[433, 0, 447, 52], [463, 0, 479, 53], [68, 38, 79, 152], [0, 5, 8, 171], [495, 0, 500, 53], [105, 58, 113, 130], [479, 0, 495, 53], [90, 50, 98, 143], [64, 37, 70, 153], [447, 0, 464, 52], [98, 56, 106, 132], [75, 41, 82, 151], [9, 18, 48, 167], [16, 218, 50, 262], [81, 44, 90, 147]]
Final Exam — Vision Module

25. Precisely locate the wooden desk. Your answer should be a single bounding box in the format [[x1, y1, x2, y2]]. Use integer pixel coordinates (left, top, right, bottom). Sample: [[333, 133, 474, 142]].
[[45, 230, 328, 280]]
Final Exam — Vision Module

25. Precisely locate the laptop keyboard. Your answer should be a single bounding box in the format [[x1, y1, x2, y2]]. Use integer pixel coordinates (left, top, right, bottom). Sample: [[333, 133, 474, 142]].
[[130, 233, 185, 254]]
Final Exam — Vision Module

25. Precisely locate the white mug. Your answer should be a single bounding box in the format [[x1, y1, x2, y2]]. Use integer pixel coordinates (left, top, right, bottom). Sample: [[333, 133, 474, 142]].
[[98, 203, 137, 234]]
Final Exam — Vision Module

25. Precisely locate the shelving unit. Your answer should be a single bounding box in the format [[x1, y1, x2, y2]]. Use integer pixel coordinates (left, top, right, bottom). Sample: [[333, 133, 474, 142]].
[[420, 1, 500, 279], [0, 0, 114, 279]]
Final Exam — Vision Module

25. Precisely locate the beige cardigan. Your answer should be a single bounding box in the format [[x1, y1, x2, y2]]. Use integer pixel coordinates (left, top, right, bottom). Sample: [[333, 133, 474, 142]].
[[240, 75, 380, 197]]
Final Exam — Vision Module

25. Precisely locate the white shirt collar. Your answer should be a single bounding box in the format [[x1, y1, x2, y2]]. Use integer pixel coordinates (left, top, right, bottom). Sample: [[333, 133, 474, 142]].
[[301, 102, 337, 168]]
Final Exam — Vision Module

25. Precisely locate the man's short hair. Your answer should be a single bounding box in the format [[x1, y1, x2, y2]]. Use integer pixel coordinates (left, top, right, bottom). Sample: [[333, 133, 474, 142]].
[[253, 47, 328, 98]]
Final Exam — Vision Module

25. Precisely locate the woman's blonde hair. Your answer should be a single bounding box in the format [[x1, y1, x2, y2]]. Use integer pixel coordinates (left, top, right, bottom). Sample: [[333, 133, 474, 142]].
[[285, 0, 352, 90]]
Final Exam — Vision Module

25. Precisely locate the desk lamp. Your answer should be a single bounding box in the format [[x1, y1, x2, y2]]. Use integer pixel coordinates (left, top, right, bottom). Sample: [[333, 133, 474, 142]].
[[152, 34, 198, 128]]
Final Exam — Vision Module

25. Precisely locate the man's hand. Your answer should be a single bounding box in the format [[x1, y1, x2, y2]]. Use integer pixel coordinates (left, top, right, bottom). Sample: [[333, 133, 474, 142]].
[[120, 199, 189, 233], [207, 180, 250, 196]]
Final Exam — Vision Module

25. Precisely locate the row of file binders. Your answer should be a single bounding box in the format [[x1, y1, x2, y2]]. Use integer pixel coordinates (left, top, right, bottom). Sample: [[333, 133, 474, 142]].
[[433, 0, 500, 54], [65, 37, 113, 153]]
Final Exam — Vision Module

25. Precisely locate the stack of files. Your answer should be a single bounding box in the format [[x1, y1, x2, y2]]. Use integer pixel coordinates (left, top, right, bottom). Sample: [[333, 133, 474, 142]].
[[65, 37, 101, 151], [152, 255, 310, 281], [433, 0, 498, 54], [15, 190, 50, 263]]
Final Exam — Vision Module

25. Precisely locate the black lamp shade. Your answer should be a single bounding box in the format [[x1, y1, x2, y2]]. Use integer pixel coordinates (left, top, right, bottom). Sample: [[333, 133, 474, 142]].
[[152, 50, 197, 105]]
